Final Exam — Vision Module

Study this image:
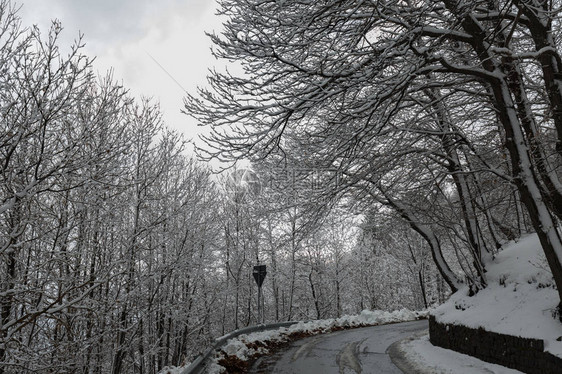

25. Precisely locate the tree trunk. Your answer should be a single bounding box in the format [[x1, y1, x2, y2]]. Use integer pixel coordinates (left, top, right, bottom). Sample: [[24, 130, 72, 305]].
[[491, 73, 562, 313], [443, 0, 562, 312], [308, 270, 321, 320], [377, 189, 463, 292], [0, 200, 21, 374]]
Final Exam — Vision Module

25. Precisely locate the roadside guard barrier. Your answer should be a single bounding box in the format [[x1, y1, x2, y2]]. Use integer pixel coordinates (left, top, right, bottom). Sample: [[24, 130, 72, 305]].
[[181, 321, 298, 374]]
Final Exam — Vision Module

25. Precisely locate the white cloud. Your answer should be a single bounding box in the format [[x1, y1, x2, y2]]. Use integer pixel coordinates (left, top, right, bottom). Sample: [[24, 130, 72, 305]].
[[18, 0, 221, 143]]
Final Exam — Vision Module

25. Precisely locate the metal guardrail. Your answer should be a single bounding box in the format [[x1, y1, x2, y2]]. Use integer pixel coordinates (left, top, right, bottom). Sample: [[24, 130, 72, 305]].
[[180, 321, 298, 374]]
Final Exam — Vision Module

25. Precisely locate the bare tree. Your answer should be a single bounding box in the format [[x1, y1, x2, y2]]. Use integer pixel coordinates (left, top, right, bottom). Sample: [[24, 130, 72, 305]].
[[186, 0, 562, 312]]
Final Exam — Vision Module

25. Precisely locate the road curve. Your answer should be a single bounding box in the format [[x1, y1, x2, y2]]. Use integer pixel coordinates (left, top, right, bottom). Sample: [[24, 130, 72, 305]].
[[249, 319, 428, 374]]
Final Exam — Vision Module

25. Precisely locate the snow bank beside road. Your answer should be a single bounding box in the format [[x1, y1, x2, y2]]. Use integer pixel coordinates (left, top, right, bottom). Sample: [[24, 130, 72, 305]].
[[207, 308, 427, 373], [397, 333, 523, 373], [285, 308, 425, 334], [432, 233, 562, 358]]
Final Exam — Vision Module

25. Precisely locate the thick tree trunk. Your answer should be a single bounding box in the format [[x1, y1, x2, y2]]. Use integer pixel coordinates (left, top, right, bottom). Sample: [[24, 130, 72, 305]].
[[443, 0, 562, 313], [287, 215, 298, 321], [335, 264, 342, 318], [418, 270, 428, 309], [501, 52, 562, 220], [308, 270, 321, 320], [514, 0, 562, 156], [492, 78, 562, 312]]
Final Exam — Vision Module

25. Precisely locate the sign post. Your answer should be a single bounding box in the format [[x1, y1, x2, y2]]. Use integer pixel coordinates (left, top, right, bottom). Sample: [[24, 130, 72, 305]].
[[252, 265, 267, 323]]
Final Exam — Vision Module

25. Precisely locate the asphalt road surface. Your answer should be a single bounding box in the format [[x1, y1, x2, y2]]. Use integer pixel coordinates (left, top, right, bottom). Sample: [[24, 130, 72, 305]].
[[249, 319, 428, 374]]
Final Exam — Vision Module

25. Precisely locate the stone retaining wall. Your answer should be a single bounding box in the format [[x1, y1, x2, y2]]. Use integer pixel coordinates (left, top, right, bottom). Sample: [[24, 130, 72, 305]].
[[429, 315, 562, 374]]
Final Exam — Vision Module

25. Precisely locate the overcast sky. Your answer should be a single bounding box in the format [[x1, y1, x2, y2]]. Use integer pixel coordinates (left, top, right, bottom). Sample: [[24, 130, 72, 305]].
[[19, 0, 221, 146]]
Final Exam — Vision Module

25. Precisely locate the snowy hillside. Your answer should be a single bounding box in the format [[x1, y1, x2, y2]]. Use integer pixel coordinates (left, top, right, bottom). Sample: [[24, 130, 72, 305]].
[[432, 234, 562, 357]]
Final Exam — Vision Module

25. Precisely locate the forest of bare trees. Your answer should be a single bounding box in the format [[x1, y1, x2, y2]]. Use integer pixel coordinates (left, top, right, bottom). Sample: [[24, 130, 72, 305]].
[[3, 0, 562, 372], [0, 2, 444, 373], [187, 0, 562, 305]]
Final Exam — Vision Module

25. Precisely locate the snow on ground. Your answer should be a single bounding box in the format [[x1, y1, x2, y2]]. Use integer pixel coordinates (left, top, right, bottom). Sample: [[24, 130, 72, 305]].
[[158, 309, 426, 374], [284, 308, 427, 335], [398, 333, 523, 373], [163, 235, 562, 374], [205, 308, 428, 373], [432, 233, 562, 357]]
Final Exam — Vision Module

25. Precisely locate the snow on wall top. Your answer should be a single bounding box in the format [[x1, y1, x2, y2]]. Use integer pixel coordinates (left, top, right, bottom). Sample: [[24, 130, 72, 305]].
[[432, 233, 562, 357]]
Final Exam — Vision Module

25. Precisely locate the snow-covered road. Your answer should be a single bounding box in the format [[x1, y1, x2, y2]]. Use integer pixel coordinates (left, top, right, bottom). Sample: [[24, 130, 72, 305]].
[[249, 319, 428, 373]]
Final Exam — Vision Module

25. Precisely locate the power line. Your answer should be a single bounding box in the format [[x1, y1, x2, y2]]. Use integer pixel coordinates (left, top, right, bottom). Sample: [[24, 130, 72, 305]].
[[145, 50, 188, 93]]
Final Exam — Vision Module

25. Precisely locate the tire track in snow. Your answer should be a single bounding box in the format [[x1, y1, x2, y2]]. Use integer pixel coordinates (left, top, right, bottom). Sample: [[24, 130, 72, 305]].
[[336, 338, 366, 373]]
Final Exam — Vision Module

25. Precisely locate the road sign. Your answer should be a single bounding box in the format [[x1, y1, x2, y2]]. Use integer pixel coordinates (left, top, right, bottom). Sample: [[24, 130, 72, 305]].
[[253, 265, 267, 287]]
